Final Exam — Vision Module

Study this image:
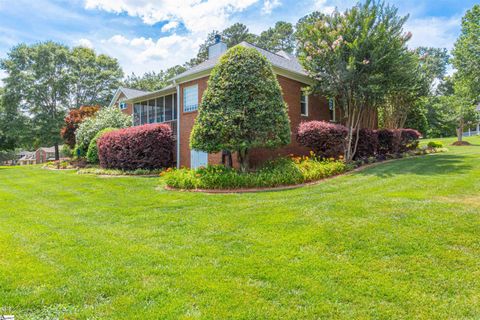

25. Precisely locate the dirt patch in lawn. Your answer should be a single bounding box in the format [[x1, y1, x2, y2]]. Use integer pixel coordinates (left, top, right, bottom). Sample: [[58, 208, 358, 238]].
[[435, 195, 480, 208]]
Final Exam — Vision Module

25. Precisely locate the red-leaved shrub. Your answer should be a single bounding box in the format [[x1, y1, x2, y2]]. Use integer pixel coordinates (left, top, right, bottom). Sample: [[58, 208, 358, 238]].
[[98, 124, 174, 170], [353, 128, 379, 159], [377, 129, 401, 155], [399, 129, 421, 152], [297, 121, 348, 158], [61, 105, 100, 148]]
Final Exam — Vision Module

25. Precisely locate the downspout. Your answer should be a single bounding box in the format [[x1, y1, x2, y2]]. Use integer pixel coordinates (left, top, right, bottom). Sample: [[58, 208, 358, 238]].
[[175, 80, 181, 169]]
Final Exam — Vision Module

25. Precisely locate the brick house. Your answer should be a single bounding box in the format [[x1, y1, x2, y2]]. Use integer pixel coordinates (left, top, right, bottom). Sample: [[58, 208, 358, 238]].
[[35, 147, 57, 164], [109, 41, 336, 169]]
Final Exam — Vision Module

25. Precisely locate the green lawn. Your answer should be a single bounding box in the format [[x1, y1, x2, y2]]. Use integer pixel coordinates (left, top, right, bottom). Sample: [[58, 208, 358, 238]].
[[1, 136, 480, 319]]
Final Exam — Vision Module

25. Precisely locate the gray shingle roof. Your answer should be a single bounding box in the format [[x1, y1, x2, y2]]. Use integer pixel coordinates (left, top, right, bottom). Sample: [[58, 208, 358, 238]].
[[19, 152, 36, 160], [172, 42, 307, 81], [120, 87, 151, 99], [38, 146, 58, 153]]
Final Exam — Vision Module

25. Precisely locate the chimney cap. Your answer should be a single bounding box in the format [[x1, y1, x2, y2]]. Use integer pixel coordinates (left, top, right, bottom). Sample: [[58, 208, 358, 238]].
[[214, 34, 221, 44]]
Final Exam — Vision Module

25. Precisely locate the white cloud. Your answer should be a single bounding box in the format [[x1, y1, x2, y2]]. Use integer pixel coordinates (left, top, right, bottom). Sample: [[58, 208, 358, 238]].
[[84, 0, 260, 33], [76, 38, 94, 48], [405, 15, 461, 50], [91, 33, 200, 76], [161, 21, 179, 32], [106, 34, 130, 45], [262, 0, 281, 14], [313, 0, 341, 14]]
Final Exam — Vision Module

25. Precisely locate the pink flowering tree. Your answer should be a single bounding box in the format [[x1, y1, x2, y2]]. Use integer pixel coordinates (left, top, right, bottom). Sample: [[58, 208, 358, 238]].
[[296, 1, 412, 160]]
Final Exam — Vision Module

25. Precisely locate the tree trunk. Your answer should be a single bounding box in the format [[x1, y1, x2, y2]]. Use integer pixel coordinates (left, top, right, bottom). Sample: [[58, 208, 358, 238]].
[[457, 118, 464, 142], [237, 148, 249, 172], [222, 150, 233, 168], [54, 142, 60, 161]]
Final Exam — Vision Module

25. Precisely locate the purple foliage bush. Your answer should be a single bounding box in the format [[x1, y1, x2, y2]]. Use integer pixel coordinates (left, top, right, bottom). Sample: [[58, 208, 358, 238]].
[[399, 128, 421, 152], [353, 128, 379, 159], [98, 124, 174, 170], [296, 121, 348, 158], [377, 129, 401, 155], [298, 121, 421, 160]]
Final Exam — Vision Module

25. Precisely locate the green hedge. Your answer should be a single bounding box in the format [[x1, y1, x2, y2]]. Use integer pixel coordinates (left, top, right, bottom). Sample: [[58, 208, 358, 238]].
[[86, 128, 116, 164], [163, 157, 347, 190]]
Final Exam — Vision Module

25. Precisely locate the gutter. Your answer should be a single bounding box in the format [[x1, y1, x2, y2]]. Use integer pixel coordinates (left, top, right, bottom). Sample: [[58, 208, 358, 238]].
[[175, 80, 180, 169]]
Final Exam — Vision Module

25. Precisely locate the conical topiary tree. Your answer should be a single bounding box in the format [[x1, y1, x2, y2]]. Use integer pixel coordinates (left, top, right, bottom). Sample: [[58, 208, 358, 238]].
[[190, 45, 291, 171]]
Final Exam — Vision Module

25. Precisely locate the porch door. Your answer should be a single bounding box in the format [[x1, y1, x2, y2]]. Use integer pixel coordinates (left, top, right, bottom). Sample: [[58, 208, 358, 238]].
[[190, 149, 208, 169]]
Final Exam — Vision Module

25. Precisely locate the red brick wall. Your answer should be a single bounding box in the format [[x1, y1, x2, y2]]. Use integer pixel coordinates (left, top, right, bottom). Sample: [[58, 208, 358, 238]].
[[248, 75, 330, 167], [177, 75, 331, 168], [113, 92, 133, 116], [178, 77, 210, 168], [35, 150, 46, 164]]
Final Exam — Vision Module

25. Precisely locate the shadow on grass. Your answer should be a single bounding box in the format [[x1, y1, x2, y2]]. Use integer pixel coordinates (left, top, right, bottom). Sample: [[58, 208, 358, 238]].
[[356, 153, 472, 178]]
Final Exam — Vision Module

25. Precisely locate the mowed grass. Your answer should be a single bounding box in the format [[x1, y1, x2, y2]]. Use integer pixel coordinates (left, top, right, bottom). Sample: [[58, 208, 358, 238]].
[[1, 136, 480, 319]]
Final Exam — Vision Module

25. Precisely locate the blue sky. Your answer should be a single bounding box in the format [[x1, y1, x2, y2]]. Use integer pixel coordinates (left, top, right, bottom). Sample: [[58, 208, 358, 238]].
[[0, 0, 476, 80]]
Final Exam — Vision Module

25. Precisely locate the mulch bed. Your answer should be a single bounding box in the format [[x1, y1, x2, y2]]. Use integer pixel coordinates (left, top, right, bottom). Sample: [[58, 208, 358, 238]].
[[451, 141, 471, 146]]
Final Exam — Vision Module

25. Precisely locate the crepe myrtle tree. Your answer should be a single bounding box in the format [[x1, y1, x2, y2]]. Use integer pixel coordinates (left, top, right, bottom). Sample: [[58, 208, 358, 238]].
[[190, 45, 291, 172], [296, 0, 411, 161]]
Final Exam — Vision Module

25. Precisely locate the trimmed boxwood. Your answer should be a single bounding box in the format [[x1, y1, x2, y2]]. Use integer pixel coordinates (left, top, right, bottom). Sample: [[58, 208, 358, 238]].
[[98, 124, 174, 170], [86, 127, 116, 164], [296, 121, 348, 159]]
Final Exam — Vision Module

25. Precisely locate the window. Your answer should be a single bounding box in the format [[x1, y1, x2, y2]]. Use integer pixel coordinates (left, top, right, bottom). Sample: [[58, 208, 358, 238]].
[[183, 85, 198, 112], [119, 101, 127, 110], [301, 93, 308, 116]]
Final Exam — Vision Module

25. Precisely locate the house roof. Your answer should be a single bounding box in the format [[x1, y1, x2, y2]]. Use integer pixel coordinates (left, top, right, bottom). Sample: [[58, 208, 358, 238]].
[[37, 146, 63, 153], [19, 152, 35, 161], [108, 87, 151, 107], [172, 42, 307, 82], [109, 42, 310, 106], [121, 87, 150, 99], [124, 84, 177, 104]]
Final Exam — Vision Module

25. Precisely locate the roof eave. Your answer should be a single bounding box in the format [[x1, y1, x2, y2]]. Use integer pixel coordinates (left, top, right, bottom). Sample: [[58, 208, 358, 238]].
[[171, 65, 312, 86], [124, 86, 177, 104], [108, 88, 123, 108]]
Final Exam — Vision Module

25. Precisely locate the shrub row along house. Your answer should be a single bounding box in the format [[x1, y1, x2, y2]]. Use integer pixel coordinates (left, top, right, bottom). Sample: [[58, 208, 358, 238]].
[[109, 39, 337, 169]]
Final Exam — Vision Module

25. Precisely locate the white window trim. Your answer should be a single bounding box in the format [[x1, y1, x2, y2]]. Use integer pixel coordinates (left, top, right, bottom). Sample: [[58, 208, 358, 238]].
[[301, 94, 309, 117], [183, 84, 199, 113]]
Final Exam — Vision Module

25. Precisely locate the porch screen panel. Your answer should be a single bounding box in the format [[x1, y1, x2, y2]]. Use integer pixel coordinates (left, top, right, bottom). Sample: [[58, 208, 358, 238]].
[[165, 95, 173, 121], [148, 99, 156, 123], [173, 93, 177, 120], [133, 104, 142, 126], [141, 101, 148, 124], [156, 97, 164, 122]]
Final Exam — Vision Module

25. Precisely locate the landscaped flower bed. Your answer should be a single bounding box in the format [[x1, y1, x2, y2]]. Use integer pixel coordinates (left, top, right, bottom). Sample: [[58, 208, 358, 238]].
[[163, 155, 348, 190], [163, 147, 448, 191]]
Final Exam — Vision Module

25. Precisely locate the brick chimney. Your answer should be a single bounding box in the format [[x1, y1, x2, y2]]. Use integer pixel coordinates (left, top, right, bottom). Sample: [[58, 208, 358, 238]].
[[208, 34, 227, 59]]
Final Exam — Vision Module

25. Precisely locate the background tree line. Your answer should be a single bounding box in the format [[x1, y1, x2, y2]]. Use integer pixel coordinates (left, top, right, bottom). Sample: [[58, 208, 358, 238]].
[[1, 3, 479, 158]]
